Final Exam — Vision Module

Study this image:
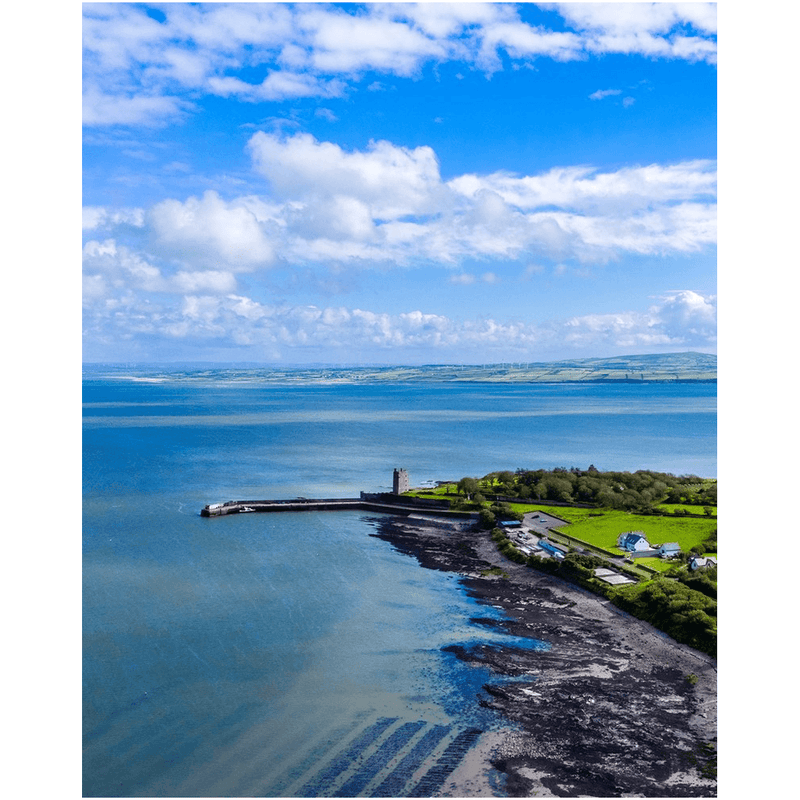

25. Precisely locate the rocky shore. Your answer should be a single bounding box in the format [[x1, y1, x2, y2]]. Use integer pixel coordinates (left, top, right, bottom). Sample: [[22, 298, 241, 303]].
[[370, 515, 717, 797]]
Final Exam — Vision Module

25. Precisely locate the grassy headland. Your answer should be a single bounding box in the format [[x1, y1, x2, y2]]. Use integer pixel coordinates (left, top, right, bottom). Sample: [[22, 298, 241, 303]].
[[407, 466, 717, 657]]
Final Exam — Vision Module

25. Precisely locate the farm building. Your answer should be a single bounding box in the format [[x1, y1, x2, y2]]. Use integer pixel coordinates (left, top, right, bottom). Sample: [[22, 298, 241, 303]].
[[658, 542, 681, 558], [537, 540, 567, 560], [617, 531, 651, 552]]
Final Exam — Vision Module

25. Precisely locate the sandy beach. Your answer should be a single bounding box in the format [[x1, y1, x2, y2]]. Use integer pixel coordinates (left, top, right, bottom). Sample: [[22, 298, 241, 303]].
[[371, 515, 717, 797]]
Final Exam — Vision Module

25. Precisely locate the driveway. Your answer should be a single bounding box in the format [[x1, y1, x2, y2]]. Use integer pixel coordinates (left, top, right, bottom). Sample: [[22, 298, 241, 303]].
[[522, 511, 568, 535]]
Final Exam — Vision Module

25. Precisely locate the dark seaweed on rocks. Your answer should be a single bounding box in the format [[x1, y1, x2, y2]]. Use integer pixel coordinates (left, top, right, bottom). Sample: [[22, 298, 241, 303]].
[[370, 515, 717, 797]]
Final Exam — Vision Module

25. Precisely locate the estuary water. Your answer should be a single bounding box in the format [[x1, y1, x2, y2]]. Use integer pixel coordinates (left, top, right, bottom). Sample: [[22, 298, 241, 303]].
[[82, 370, 716, 796]]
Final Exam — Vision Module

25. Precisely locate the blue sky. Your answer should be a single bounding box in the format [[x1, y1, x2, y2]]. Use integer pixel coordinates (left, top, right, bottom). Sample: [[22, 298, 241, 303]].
[[82, 2, 717, 364]]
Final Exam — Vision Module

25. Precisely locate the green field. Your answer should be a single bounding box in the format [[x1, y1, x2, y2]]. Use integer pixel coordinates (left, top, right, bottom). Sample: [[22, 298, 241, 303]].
[[497, 503, 592, 524], [521, 504, 716, 553], [404, 492, 716, 557], [633, 557, 681, 573], [407, 486, 455, 498], [655, 503, 716, 516]]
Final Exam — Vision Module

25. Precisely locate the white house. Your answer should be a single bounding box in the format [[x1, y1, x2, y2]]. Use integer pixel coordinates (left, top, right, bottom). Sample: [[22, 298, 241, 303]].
[[658, 542, 681, 558], [617, 531, 651, 552], [690, 556, 717, 571]]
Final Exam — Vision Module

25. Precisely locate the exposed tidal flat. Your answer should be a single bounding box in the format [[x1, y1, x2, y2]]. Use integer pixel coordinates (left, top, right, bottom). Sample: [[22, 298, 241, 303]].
[[83, 369, 716, 796]]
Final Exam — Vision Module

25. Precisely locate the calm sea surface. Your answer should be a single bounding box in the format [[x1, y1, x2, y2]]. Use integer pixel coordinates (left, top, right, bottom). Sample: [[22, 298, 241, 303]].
[[82, 372, 716, 796]]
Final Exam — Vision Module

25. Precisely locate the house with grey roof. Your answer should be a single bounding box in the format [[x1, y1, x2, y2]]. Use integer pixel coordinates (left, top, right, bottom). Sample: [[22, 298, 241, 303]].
[[658, 542, 681, 558], [690, 556, 717, 571], [617, 531, 651, 552]]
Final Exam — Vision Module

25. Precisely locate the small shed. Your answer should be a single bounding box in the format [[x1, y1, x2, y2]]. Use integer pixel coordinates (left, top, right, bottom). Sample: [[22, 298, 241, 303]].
[[658, 542, 681, 558], [617, 531, 651, 552]]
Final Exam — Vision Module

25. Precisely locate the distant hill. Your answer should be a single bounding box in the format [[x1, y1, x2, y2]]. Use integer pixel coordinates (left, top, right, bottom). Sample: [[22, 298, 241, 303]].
[[86, 352, 716, 384], [299, 352, 716, 384]]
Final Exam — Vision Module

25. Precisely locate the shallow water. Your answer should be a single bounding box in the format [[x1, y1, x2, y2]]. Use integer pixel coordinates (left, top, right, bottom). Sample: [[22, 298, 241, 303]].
[[82, 373, 715, 796]]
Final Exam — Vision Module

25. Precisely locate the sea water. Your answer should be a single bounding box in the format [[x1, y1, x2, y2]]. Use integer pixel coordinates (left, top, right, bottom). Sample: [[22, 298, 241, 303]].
[[82, 371, 716, 796]]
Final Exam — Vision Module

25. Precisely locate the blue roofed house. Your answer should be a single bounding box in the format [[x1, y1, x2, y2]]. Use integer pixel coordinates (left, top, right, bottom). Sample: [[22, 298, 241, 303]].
[[658, 542, 681, 558], [617, 531, 651, 552]]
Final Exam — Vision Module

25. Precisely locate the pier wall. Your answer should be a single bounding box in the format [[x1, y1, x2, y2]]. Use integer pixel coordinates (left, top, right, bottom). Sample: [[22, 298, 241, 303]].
[[359, 492, 451, 510], [201, 497, 477, 519]]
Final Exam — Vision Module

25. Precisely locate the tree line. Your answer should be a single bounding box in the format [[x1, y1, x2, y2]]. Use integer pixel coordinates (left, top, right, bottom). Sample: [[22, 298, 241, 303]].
[[456, 466, 716, 513]]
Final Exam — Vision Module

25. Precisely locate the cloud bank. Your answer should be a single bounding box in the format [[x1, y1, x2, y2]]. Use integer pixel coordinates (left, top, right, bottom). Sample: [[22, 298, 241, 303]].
[[82, 282, 716, 363], [82, 4, 716, 363], [83, 125, 716, 360], [83, 2, 717, 126], [84, 132, 716, 270]]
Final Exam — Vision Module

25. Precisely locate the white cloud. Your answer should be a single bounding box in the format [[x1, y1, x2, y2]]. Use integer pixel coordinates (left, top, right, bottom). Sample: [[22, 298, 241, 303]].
[[563, 290, 716, 349], [82, 238, 238, 298], [293, 195, 377, 242], [83, 273, 108, 301], [83, 3, 716, 126], [83, 239, 166, 295], [549, 201, 717, 258], [448, 160, 716, 214], [653, 289, 717, 336], [589, 88, 622, 100], [553, 2, 717, 62], [147, 191, 276, 270], [441, 159, 716, 261], [82, 85, 190, 127], [247, 132, 446, 220], [83, 268, 716, 361], [83, 206, 145, 231], [449, 271, 500, 285], [206, 71, 345, 102], [85, 136, 716, 274], [300, 7, 450, 76], [477, 22, 584, 71], [172, 271, 238, 294], [393, 2, 508, 35], [553, 3, 717, 36], [315, 107, 338, 122]]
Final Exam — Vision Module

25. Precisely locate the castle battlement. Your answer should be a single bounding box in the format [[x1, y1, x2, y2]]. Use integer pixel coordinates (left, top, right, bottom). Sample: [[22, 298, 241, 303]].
[[392, 468, 409, 495]]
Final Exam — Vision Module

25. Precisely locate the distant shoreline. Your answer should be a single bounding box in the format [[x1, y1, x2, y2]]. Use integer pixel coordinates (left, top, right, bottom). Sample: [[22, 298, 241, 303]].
[[81, 351, 717, 385], [87, 375, 717, 386]]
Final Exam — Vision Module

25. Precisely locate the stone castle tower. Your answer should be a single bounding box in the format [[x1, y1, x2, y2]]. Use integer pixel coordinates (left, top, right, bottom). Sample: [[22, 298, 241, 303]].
[[392, 468, 409, 495]]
